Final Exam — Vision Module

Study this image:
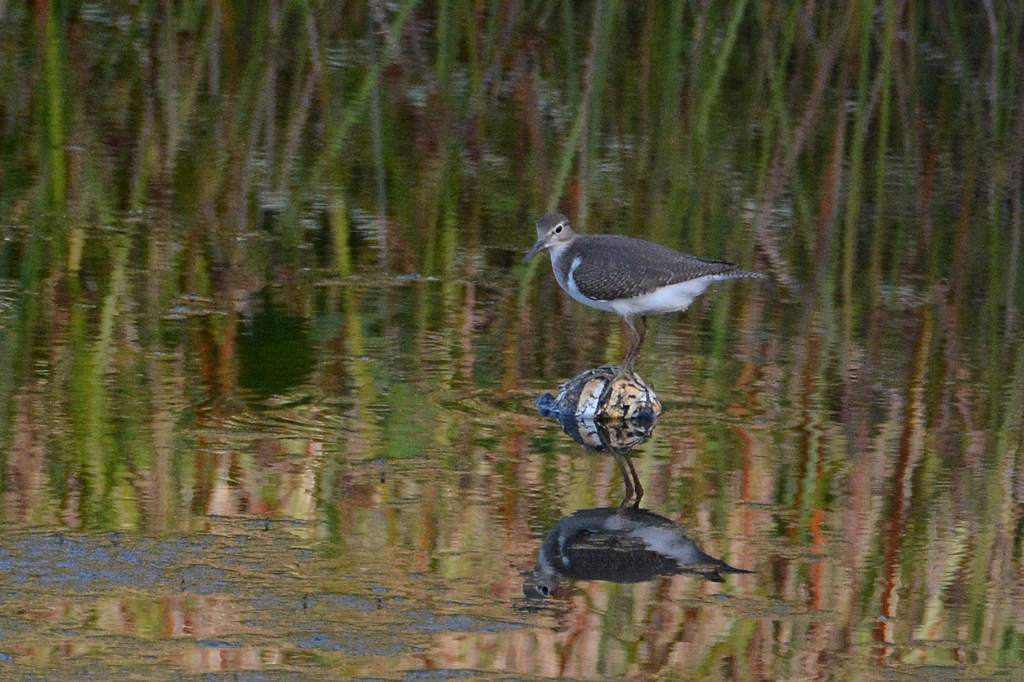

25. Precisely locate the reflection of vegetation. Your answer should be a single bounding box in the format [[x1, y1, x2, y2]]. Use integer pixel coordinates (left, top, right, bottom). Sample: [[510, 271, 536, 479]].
[[0, 1, 1022, 678]]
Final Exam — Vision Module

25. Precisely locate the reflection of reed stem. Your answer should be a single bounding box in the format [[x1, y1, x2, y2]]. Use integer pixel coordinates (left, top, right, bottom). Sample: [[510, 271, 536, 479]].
[[576, 0, 617, 229], [309, 0, 418, 188], [841, 0, 876, 341], [867, 0, 900, 308], [368, 3, 389, 272], [274, 14, 322, 196], [693, 0, 747, 145], [548, 0, 613, 215], [753, 5, 853, 290], [44, 3, 66, 208]]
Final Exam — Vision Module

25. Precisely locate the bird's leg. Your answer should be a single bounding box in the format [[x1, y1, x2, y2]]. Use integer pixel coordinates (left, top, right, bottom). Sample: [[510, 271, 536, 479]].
[[615, 316, 638, 380], [614, 452, 635, 508], [613, 452, 644, 508], [624, 454, 644, 508], [616, 315, 647, 380]]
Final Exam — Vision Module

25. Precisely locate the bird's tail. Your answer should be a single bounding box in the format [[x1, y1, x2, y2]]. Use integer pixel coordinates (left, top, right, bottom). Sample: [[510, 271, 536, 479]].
[[719, 268, 768, 281], [700, 559, 755, 583]]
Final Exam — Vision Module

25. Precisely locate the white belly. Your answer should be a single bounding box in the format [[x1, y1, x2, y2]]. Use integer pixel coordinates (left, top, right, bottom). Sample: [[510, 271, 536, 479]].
[[607, 276, 721, 316]]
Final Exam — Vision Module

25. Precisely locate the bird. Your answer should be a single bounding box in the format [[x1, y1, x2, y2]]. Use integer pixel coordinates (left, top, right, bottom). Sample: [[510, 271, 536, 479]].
[[524, 212, 764, 378], [523, 505, 752, 599]]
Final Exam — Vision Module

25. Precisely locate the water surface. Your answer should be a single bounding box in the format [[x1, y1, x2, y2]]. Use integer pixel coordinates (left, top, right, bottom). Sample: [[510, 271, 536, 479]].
[[1, 2, 1023, 679]]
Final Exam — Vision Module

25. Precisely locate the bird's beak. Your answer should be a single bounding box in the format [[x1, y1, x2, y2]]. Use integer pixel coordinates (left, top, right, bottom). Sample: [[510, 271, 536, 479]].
[[523, 238, 547, 263]]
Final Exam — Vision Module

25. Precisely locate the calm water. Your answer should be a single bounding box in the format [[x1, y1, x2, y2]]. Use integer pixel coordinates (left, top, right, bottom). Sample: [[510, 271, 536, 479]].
[[2, 2, 1023, 679]]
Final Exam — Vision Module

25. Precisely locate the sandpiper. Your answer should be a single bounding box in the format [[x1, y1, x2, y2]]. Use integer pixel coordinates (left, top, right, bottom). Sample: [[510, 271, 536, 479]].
[[524, 212, 764, 377], [523, 505, 752, 598]]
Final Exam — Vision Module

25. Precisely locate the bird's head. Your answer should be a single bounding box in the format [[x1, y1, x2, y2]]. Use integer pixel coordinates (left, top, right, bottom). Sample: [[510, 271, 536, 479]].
[[522, 567, 566, 600], [524, 213, 575, 262]]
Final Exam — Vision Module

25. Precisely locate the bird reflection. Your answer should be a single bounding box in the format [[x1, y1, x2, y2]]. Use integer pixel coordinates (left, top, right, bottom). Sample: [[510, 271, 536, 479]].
[[523, 506, 752, 599], [524, 415, 751, 600], [547, 411, 654, 505]]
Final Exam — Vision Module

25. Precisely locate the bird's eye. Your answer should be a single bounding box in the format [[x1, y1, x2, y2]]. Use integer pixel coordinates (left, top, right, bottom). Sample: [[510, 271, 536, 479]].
[[554, 225, 563, 234]]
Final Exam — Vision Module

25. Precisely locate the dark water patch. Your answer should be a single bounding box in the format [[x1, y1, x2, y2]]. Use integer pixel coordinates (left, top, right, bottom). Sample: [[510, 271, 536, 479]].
[[197, 674, 308, 682], [238, 297, 316, 396], [402, 671, 491, 680], [315, 593, 378, 612], [179, 565, 233, 594], [294, 633, 410, 656], [197, 639, 241, 649], [402, 610, 525, 634]]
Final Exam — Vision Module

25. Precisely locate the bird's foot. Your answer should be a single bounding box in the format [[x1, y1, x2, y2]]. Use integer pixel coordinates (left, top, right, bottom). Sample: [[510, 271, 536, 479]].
[[612, 364, 636, 384]]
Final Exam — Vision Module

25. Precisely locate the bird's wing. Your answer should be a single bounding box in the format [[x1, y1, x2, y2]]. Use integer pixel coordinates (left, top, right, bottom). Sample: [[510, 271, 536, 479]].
[[571, 235, 738, 301]]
